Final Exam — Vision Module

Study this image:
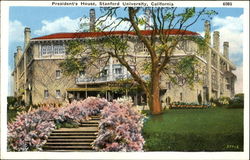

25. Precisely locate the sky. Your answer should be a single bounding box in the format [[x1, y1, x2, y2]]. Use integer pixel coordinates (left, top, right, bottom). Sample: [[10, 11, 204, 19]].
[[8, 7, 244, 95]]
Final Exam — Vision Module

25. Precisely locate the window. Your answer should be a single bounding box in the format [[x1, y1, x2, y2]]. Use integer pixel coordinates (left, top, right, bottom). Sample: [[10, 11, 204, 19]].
[[41, 45, 66, 55], [41, 46, 47, 55], [115, 68, 122, 74], [180, 92, 183, 101], [47, 45, 53, 54], [54, 45, 65, 54], [54, 45, 59, 54], [102, 69, 108, 76], [79, 71, 85, 77], [44, 90, 49, 98], [56, 70, 61, 79], [56, 90, 61, 98], [59, 46, 66, 54]]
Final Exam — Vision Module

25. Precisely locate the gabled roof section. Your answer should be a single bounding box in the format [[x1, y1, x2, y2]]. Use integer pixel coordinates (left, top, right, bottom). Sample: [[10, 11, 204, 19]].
[[32, 29, 200, 40]]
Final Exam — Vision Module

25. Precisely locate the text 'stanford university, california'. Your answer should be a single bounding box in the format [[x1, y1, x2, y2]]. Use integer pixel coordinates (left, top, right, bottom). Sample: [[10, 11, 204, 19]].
[[12, 9, 236, 106]]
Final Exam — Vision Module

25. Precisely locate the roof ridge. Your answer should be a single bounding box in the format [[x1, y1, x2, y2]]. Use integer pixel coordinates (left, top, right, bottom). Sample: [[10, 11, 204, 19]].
[[32, 29, 199, 40]]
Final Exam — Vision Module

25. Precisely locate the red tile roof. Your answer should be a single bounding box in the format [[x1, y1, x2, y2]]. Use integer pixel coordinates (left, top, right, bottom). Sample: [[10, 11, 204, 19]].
[[32, 29, 199, 40]]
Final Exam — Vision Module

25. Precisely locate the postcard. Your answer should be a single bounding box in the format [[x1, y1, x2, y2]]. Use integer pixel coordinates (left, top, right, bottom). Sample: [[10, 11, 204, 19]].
[[1, 1, 249, 159]]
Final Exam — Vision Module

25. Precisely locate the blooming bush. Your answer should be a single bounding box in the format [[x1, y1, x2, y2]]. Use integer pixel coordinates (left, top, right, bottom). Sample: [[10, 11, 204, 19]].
[[8, 105, 57, 151], [170, 102, 210, 109], [7, 97, 109, 151], [116, 96, 133, 105], [218, 97, 230, 105], [93, 100, 145, 152]]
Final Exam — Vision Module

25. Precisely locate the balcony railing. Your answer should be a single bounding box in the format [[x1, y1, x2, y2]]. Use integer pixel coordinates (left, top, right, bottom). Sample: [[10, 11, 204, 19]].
[[76, 74, 129, 85], [76, 74, 150, 85]]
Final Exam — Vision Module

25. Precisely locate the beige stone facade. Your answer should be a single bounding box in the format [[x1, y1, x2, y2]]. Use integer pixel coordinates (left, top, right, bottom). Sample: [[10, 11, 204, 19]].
[[12, 12, 236, 106]]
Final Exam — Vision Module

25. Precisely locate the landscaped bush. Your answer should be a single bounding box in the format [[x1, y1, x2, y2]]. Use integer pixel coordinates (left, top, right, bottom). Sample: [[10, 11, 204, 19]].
[[7, 96, 25, 109], [93, 98, 146, 152], [7, 97, 109, 151], [170, 102, 210, 109], [8, 105, 58, 151], [228, 93, 244, 108], [210, 94, 244, 108]]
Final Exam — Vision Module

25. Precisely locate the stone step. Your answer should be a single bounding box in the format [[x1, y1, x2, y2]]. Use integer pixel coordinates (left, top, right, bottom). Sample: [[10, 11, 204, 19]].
[[56, 127, 98, 132], [80, 121, 99, 124], [91, 118, 100, 121], [50, 132, 97, 136], [43, 116, 100, 152], [52, 130, 98, 133], [91, 115, 101, 118], [45, 142, 92, 146], [43, 150, 94, 152], [43, 145, 92, 150], [47, 139, 95, 142], [48, 136, 97, 139], [79, 124, 98, 127]]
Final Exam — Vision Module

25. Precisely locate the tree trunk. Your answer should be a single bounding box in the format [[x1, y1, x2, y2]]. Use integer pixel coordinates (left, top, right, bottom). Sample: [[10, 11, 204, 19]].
[[148, 72, 162, 115]]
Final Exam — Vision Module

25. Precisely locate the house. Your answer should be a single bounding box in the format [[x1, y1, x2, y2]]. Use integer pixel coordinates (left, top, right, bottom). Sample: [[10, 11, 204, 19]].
[[12, 9, 236, 106]]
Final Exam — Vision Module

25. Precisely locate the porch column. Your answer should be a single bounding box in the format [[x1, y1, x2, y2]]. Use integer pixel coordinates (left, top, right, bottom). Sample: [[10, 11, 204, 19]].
[[85, 84, 88, 98], [77, 92, 80, 100], [109, 57, 113, 81]]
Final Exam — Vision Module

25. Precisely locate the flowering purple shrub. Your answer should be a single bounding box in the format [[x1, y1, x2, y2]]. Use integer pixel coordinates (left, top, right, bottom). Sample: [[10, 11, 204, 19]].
[[66, 97, 109, 121], [93, 100, 145, 152], [8, 105, 57, 151], [7, 97, 109, 151]]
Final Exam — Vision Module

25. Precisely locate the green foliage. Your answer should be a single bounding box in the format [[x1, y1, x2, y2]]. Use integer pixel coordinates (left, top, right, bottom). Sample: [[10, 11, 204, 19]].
[[143, 108, 243, 151], [142, 62, 152, 74], [228, 93, 244, 108], [179, 7, 196, 23], [59, 41, 87, 76], [7, 96, 27, 122], [203, 10, 218, 16], [55, 121, 79, 129], [169, 55, 200, 88], [137, 17, 147, 26], [59, 57, 85, 76], [7, 96, 25, 109], [190, 36, 208, 55], [210, 94, 244, 108]]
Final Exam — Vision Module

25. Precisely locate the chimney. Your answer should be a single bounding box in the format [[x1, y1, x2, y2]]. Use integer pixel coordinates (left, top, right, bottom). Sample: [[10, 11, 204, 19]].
[[213, 31, 220, 52], [15, 46, 22, 65], [24, 27, 31, 49], [223, 42, 229, 59], [204, 20, 211, 44], [89, 9, 96, 32], [144, 8, 151, 30], [14, 52, 17, 67]]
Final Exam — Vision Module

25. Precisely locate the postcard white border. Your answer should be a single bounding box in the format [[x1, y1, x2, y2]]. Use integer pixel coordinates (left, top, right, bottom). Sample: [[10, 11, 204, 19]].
[[1, 1, 249, 159]]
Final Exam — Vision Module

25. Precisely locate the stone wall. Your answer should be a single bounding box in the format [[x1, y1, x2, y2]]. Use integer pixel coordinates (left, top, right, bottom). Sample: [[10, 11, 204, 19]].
[[31, 59, 76, 104]]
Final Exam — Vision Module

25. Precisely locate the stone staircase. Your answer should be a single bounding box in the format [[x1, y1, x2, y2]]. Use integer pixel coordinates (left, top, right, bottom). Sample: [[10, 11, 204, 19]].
[[43, 115, 100, 152]]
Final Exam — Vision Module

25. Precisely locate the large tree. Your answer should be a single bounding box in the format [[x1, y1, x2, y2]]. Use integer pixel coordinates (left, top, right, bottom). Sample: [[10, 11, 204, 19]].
[[60, 7, 216, 115]]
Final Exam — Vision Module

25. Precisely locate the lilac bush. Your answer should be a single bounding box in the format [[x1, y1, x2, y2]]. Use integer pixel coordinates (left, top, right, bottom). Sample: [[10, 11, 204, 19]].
[[66, 97, 109, 121], [8, 105, 57, 151], [7, 97, 109, 151], [8, 97, 145, 151], [93, 99, 146, 152]]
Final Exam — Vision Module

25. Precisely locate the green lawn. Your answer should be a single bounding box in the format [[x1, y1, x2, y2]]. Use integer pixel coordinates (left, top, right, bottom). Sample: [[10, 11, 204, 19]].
[[142, 108, 243, 151]]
